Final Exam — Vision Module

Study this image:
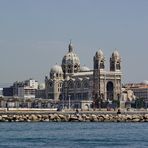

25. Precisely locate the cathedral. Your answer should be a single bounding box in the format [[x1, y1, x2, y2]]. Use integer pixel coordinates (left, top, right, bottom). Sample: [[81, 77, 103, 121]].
[[45, 42, 122, 109]]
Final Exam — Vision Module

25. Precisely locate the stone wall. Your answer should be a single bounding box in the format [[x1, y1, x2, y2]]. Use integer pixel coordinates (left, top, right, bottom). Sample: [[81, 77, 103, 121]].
[[0, 113, 148, 122]]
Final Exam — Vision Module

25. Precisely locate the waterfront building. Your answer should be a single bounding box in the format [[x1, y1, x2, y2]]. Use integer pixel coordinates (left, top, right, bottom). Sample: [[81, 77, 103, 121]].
[[3, 87, 13, 97], [35, 83, 46, 99], [125, 81, 148, 101], [45, 42, 122, 109], [0, 97, 53, 108], [15, 79, 38, 99], [3, 79, 39, 99], [17, 86, 36, 99], [121, 87, 136, 108]]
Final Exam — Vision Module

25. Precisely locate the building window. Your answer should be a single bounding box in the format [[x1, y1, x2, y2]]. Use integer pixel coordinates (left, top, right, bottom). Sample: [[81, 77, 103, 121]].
[[83, 81, 89, 88], [68, 81, 74, 89], [49, 82, 53, 87], [116, 62, 120, 70], [100, 61, 104, 69], [76, 81, 81, 88]]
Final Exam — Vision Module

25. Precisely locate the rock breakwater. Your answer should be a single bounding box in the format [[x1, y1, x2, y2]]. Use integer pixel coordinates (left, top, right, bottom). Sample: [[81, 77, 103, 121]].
[[0, 113, 148, 122]]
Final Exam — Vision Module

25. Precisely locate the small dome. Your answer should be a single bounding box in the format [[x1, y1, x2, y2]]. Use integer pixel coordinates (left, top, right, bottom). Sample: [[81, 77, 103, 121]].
[[50, 64, 63, 74], [96, 49, 104, 58], [142, 80, 148, 85], [80, 66, 90, 72], [112, 50, 120, 59], [38, 83, 45, 89]]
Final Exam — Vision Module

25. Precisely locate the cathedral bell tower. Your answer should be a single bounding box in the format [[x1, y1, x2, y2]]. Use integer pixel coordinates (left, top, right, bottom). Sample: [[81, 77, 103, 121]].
[[110, 50, 121, 71], [108, 50, 122, 102], [93, 49, 105, 107]]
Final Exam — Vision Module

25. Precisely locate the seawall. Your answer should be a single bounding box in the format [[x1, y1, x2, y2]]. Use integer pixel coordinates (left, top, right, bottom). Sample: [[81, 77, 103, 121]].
[[0, 112, 148, 122]]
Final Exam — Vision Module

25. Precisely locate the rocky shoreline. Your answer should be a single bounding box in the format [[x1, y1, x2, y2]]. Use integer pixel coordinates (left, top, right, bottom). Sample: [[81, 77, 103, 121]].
[[0, 113, 148, 122]]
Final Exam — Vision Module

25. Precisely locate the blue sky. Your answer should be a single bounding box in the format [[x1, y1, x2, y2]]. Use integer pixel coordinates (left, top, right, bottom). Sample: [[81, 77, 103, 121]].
[[0, 0, 148, 84]]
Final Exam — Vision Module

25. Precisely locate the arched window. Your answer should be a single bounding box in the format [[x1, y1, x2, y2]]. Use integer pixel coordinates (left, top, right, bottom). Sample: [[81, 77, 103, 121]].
[[68, 81, 74, 89], [76, 81, 81, 88], [83, 81, 89, 88], [110, 61, 115, 71], [100, 60, 104, 69], [107, 81, 114, 100], [68, 69, 72, 73], [116, 62, 120, 70], [74, 64, 78, 72], [49, 82, 53, 87], [56, 73, 58, 77]]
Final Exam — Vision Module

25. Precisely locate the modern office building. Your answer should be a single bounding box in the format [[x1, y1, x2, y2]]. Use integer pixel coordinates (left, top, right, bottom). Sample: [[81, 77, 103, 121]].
[[3, 79, 38, 99]]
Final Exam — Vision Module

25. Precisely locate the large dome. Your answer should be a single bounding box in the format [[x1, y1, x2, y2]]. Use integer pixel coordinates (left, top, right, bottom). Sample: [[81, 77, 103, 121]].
[[50, 64, 63, 74], [62, 52, 80, 65], [62, 42, 80, 65], [62, 42, 80, 73]]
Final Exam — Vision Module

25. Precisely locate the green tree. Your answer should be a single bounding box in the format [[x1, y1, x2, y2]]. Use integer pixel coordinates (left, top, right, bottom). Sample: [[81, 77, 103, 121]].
[[135, 98, 145, 108]]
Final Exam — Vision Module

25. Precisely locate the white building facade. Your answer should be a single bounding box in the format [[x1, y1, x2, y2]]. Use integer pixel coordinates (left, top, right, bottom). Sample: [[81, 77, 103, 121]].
[[13, 79, 38, 99]]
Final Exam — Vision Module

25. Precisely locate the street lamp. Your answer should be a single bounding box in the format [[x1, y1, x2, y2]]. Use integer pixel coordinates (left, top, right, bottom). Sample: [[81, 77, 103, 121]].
[[98, 94, 101, 110], [88, 82, 92, 111], [68, 95, 71, 110], [88, 91, 91, 111], [97, 91, 101, 110], [62, 94, 64, 109]]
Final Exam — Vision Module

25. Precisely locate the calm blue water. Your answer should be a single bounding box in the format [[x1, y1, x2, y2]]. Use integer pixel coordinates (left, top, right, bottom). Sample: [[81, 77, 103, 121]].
[[0, 122, 148, 148]]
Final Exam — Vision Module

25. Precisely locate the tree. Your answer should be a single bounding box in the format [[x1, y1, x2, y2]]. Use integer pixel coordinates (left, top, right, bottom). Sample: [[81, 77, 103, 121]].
[[135, 98, 145, 108]]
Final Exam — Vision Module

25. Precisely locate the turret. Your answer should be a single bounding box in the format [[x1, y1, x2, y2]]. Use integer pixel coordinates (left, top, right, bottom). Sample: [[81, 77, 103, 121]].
[[110, 50, 121, 71], [93, 49, 105, 70]]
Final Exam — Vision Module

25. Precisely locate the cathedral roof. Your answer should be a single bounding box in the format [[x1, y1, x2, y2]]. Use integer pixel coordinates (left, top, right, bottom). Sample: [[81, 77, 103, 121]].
[[112, 50, 120, 59], [80, 66, 90, 72], [62, 42, 80, 65], [50, 64, 63, 74], [96, 49, 104, 58]]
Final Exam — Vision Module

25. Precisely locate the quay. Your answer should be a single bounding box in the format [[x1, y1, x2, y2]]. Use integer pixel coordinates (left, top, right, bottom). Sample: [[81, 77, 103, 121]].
[[0, 107, 148, 114]]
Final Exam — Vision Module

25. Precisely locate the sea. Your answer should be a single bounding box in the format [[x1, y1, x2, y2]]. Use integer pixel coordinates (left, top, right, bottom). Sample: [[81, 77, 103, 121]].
[[0, 122, 148, 148]]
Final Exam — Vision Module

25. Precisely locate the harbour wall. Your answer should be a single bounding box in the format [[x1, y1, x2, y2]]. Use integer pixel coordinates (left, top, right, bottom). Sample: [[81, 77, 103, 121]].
[[0, 111, 148, 122]]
